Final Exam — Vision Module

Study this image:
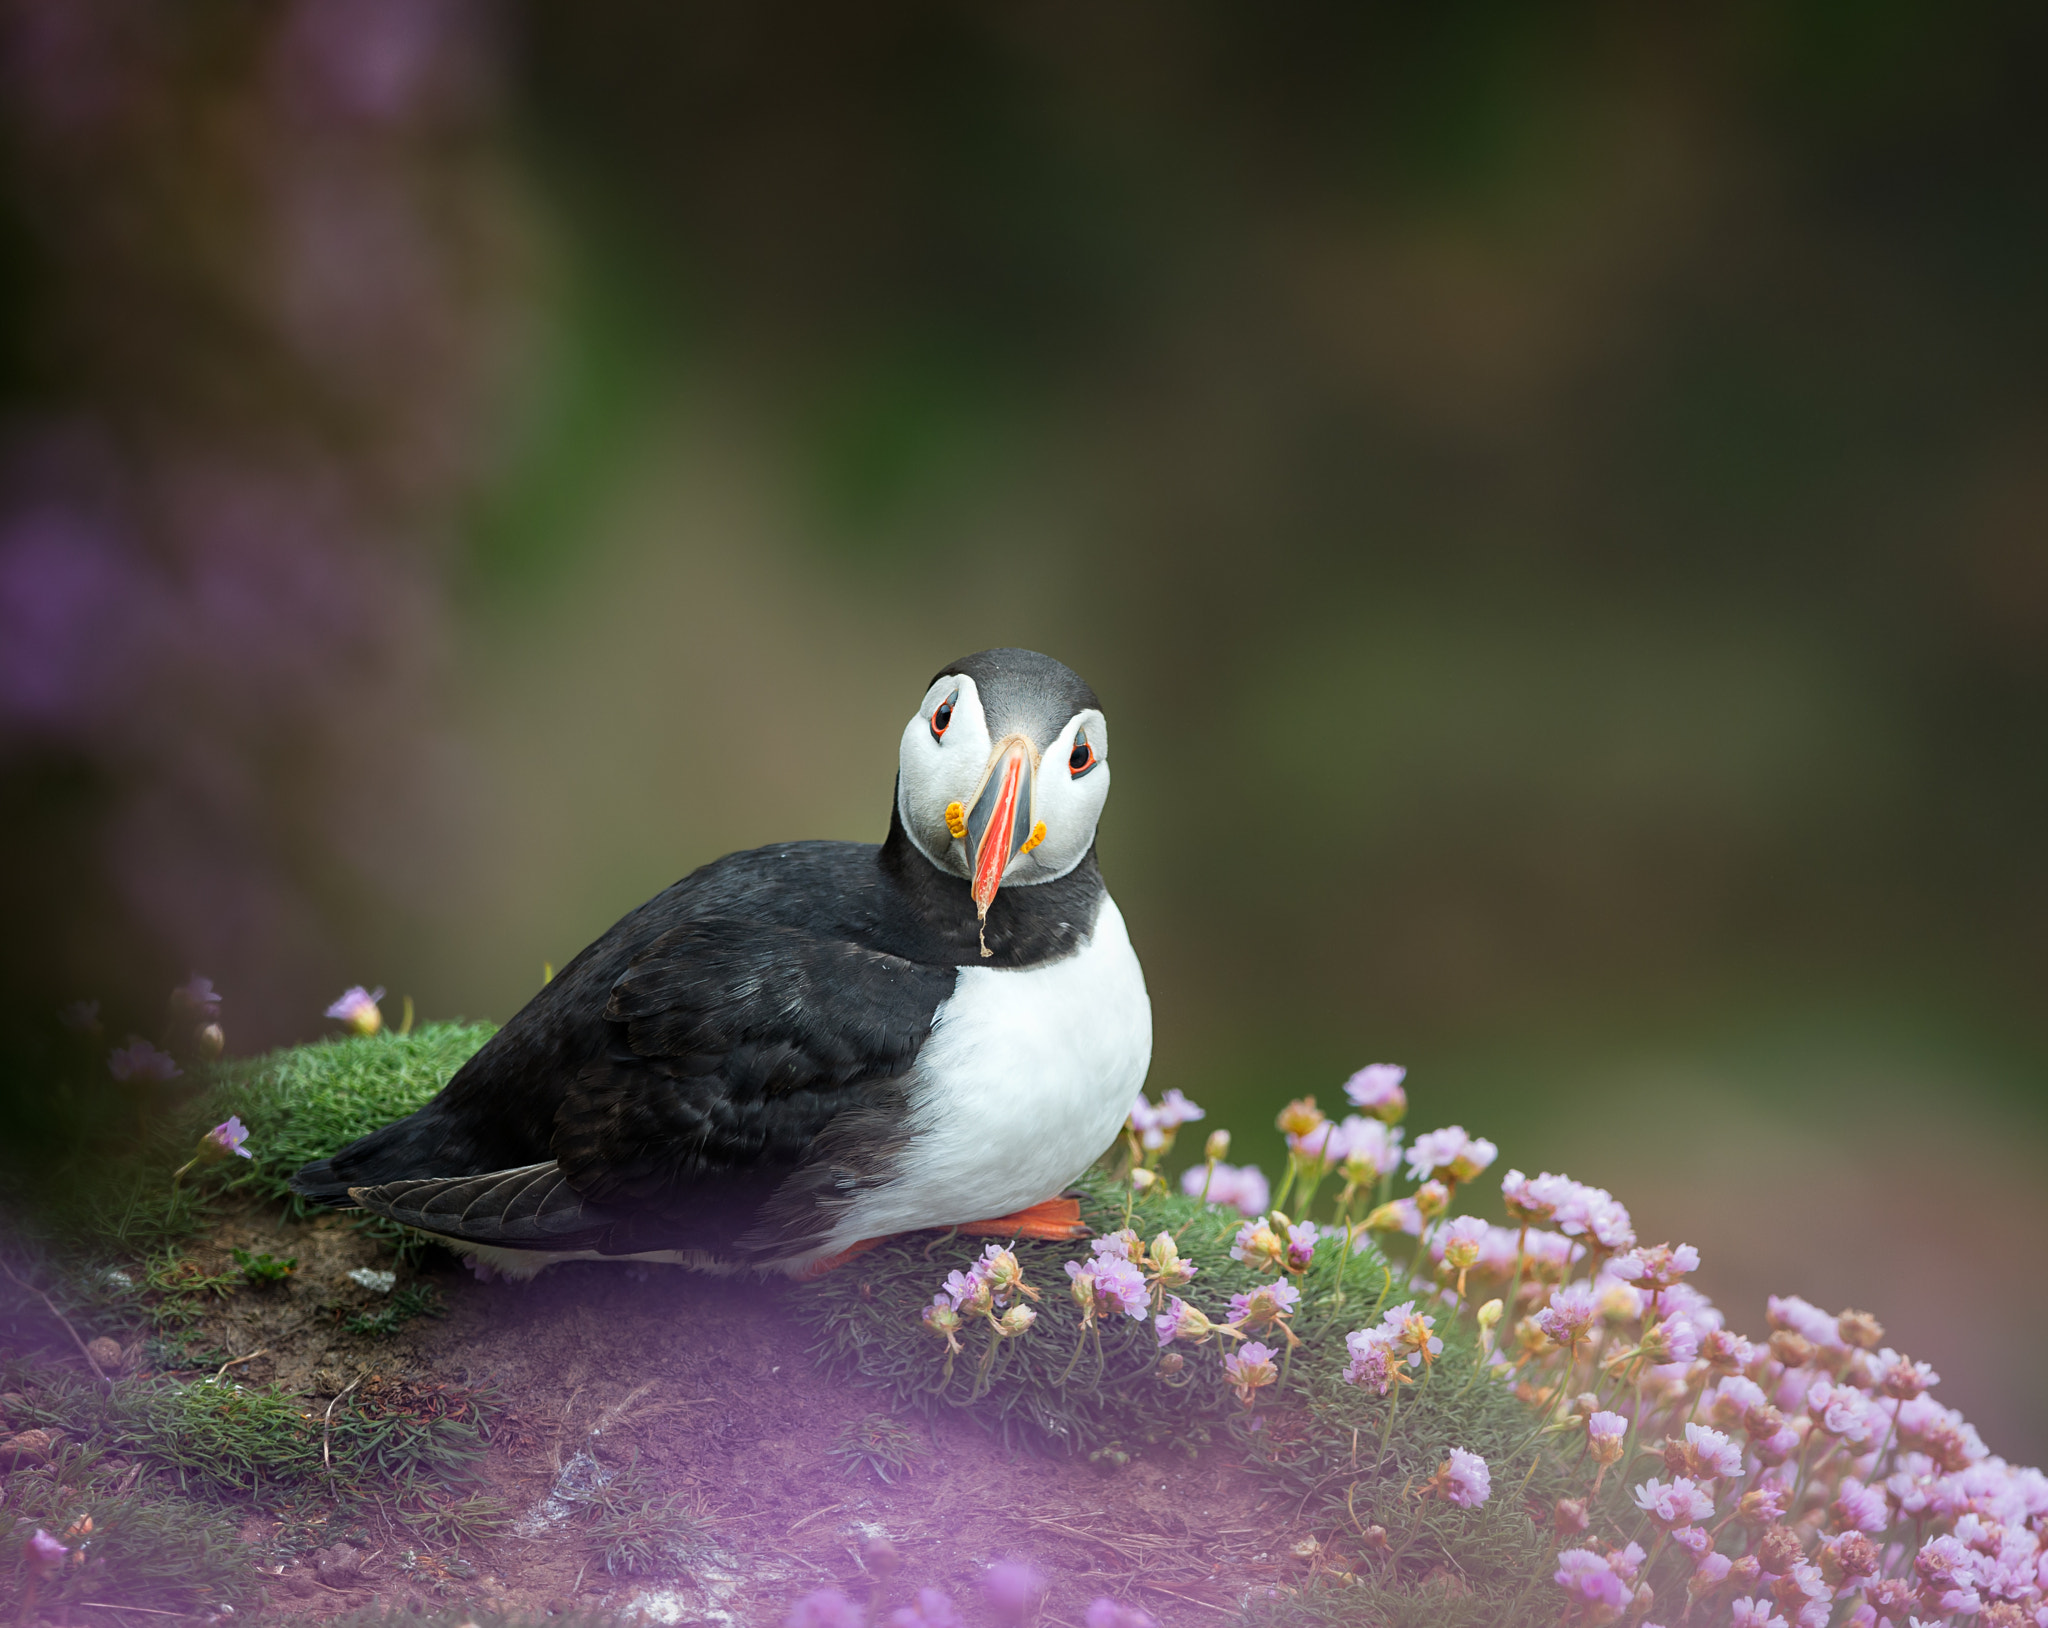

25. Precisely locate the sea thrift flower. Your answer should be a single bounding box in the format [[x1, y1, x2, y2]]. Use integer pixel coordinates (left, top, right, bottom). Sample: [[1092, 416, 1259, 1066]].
[[1666, 1422, 1744, 1481], [1222, 1341, 1279, 1404], [26, 1529, 68, 1578], [1153, 1297, 1219, 1347], [995, 1305, 1036, 1337], [785, 1592, 865, 1628], [1064, 1257, 1148, 1324], [1588, 1411, 1628, 1465], [1378, 1301, 1443, 1369], [1611, 1242, 1701, 1290], [1439, 1215, 1487, 1274], [1091, 1228, 1144, 1264], [1874, 1349, 1939, 1399], [1633, 1476, 1716, 1529], [1203, 1129, 1230, 1162], [1343, 1062, 1407, 1121], [1276, 1097, 1325, 1138], [326, 985, 385, 1036], [976, 1244, 1039, 1305], [1334, 1117, 1403, 1183], [1805, 1379, 1875, 1445], [1182, 1162, 1269, 1217], [982, 1563, 1045, 1621], [1429, 1447, 1491, 1507], [1554, 1549, 1630, 1624], [1082, 1601, 1156, 1628], [1361, 1196, 1423, 1236], [1228, 1279, 1299, 1331], [1343, 1329, 1395, 1395], [1413, 1179, 1450, 1219], [170, 974, 222, 1017], [1727, 1601, 1786, 1628], [1535, 1283, 1600, 1347], [1404, 1125, 1497, 1184], [942, 1267, 992, 1316], [1128, 1088, 1203, 1150], [200, 1116, 254, 1161], [888, 1591, 961, 1628], [107, 1037, 180, 1083]]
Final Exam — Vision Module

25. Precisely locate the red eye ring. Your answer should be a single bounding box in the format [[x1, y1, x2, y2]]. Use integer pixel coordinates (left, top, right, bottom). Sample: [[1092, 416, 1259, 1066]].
[[1069, 735, 1097, 777], [930, 689, 958, 742]]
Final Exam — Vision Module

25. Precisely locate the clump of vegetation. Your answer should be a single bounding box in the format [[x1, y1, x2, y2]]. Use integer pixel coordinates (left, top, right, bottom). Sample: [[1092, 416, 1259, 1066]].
[[232, 1244, 297, 1285], [831, 1411, 929, 1483], [341, 1280, 445, 1338], [203, 1021, 495, 1208]]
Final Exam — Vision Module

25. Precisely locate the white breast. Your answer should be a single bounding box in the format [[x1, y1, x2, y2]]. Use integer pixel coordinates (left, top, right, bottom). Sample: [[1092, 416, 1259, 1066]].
[[831, 895, 1152, 1246]]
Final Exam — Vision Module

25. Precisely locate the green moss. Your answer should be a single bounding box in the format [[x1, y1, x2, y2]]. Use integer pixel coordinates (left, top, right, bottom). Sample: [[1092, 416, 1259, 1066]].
[[203, 1021, 496, 1207]]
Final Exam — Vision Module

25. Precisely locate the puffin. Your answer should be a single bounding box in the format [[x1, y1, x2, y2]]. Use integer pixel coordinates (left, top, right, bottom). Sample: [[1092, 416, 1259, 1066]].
[[289, 648, 1152, 1279]]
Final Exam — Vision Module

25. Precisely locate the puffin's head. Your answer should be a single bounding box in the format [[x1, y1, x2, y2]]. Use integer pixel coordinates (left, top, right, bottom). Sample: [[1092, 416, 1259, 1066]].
[[896, 648, 1109, 922]]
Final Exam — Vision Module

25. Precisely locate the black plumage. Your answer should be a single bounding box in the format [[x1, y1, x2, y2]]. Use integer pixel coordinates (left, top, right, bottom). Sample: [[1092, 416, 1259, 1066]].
[[291, 649, 1111, 1268]]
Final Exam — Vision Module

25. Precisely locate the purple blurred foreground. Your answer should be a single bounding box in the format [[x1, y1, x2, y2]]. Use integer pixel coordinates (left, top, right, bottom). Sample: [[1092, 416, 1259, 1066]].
[[0, 0, 530, 1041]]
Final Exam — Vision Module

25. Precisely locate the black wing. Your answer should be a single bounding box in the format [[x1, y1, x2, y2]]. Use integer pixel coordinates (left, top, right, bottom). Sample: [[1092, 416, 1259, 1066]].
[[335, 910, 955, 1264]]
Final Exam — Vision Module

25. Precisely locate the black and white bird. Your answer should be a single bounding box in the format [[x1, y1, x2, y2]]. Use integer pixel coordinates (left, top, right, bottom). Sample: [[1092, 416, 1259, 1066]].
[[290, 648, 1151, 1279]]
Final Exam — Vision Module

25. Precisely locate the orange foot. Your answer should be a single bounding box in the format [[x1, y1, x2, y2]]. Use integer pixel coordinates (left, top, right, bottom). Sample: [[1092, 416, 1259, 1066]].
[[955, 1195, 1088, 1242], [792, 1196, 1092, 1281]]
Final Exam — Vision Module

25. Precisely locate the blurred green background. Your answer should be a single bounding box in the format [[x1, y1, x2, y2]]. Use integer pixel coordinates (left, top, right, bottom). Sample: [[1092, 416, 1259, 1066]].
[[1, 3, 2043, 1454]]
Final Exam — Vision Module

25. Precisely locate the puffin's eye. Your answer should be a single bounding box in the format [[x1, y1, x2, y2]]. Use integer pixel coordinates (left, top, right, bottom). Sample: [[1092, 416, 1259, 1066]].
[[930, 689, 958, 742], [1069, 731, 1097, 777]]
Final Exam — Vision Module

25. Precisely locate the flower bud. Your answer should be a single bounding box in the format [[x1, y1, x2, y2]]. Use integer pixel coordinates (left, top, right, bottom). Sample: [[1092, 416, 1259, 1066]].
[[1414, 1180, 1449, 1219], [1475, 1299, 1504, 1334], [922, 1299, 962, 1341], [1128, 1167, 1158, 1193], [195, 1023, 225, 1061], [1553, 1497, 1589, 1536], [1204, 1129, 1231, 1163], [1360, 1524, 1390, 1553], [997, 1304, 1037, 1337], [1147, 1232, 1196, 1290], [1156, 1351, 1185, 1377]]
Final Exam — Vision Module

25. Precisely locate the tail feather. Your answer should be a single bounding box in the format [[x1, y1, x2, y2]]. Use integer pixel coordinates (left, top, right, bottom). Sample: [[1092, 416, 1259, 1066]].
[[348, 1162, 610, 1252]]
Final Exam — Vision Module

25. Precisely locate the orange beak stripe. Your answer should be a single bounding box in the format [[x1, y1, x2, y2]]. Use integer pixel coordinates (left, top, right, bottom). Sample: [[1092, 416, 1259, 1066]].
[[971, 749, 1025, 915]]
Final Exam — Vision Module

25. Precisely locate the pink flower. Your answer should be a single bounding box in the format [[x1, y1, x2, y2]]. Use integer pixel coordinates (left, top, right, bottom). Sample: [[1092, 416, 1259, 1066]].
[[170, 974, 222, 1017], [1535, 1283, 1599, 1347], [1181, 1161, 1269, 1217], [1438, 1214, 1488, 1272], [888, 1591, 961, 1628], [1832, 1477, 1889, 1534], [1153, 1297, 1216, 1347], [1439, 1447, 1491, 1507], [1377, 1301, 1442, 1368], [1611, 1242, 1701, 1289], [1728, 1601, 1787, 1628], [1082, 1602, 1156, 1628], [1221, 1341, 1279, 1403], [325, 985, 385, 1036], [1672, 1525, 1711, 1558], [1553, 1549, 1630, 1622], [107, 1037, 180, 1083], [1342, 1062, 1407, 1120], [1342, 1329, 1394, 1395], [1588, 1410, 1627, 1464], [1873, 1348, 1939, 1399], [785, 1591, 865, 1628], [1089, 1228, 1144, 1264], [203, 1116, 254, 1160], [1404, 1125, 1498, 1183], [1677, 1422, 1744, 1481], [1066, 1256, 1148, 1322], [1632, 1476, 1715, 1529], [1127, 1088, 1203, 1149], [1228, 1279, 1299, 1329], [982, 1563, 1046, 1622], [26, 1529, 68, 1578], [1805, 1380, 1875, 1446]]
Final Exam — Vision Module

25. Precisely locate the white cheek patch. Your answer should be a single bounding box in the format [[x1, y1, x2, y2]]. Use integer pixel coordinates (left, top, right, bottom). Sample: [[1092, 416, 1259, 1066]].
[[896, 676, 992, 876]]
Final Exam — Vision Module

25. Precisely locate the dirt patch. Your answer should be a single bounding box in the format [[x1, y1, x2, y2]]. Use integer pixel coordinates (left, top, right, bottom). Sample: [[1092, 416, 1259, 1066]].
[[23, 1197, 1322, 1624]]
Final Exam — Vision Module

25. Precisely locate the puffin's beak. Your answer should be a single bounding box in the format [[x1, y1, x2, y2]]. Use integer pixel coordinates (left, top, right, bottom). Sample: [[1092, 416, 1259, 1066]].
[[964, 735, 1039, 930]]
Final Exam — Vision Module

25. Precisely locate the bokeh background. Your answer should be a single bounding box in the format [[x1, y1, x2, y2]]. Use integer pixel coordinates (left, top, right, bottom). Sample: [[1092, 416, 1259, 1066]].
[[2, 1, 2044, 1454]]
